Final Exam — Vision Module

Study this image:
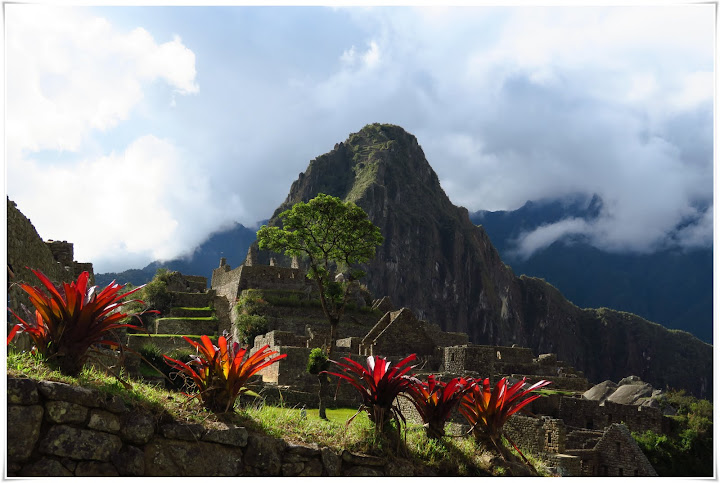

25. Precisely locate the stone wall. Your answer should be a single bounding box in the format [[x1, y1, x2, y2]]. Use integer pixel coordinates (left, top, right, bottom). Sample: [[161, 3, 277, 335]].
[[7, 377, 432, 477], [558, 396, 664, 434], [565, 424, 658, 476], [442, 345, 534, 374], [504, 415, 567, 456], [45, 240, 74, 268], [7, 199, 95, 351], [365, 308, 435, 357]]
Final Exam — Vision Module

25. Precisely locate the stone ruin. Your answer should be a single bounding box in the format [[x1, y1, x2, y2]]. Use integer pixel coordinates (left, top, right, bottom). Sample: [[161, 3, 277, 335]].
[[98, 252, 663, 477], [207, 255, 663, 475]]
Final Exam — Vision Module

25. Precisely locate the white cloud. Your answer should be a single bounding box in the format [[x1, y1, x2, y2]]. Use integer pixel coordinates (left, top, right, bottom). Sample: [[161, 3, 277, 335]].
[[9, 136, 232, 273], [512, 218, 591, 259], [6, 5, 198, 155]]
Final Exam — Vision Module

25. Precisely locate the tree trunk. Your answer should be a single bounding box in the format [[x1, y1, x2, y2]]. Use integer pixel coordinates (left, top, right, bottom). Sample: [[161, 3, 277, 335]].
[[318, 374, 329, 420], [328, 318, 339, 358]]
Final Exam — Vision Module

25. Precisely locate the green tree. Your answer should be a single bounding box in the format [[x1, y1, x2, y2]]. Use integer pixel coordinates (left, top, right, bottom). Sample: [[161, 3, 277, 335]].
[[256, 193, 383, 356]]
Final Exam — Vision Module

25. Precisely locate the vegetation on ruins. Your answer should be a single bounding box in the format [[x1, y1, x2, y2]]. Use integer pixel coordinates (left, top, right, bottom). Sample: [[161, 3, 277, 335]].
[[135, 268, 174, 315], [6, 269, 154, 376], [163, 334, 286, 412], [406, 374, 476, 440], [324, 354, 418, 434], [459, 377, 551, 463], [256, 193, 383, 357], [633, 390, 713, 476], [234, 290, 270, 345]]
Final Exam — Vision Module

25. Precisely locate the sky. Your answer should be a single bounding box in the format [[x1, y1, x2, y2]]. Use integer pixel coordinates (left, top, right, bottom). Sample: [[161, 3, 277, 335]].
[[4, 3, 715, 273]]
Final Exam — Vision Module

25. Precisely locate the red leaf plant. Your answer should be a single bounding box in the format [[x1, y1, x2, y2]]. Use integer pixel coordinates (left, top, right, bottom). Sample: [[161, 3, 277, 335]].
[[323, 354, 418, 433], [459, 376, 550, 462], [163, 334, 286, 412], [406, 375, 476, 439], [7, 269, 153, 376]]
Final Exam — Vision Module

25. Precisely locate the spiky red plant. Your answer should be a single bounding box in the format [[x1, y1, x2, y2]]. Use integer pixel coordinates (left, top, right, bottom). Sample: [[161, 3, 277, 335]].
[[460, 376, 550, 460], [323, 354, 418, 432], [164, 335, 286, 412], [406, 375, 476, 439], [7, 269, 151, 375]]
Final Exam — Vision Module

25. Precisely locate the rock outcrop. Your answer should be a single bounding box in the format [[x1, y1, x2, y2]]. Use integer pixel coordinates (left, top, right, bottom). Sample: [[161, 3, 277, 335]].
[[255, 123, 712, 398]]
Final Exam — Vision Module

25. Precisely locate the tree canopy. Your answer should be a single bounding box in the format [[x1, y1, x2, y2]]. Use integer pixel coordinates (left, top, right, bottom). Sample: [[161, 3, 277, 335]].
[[256, 193, 383, 355]]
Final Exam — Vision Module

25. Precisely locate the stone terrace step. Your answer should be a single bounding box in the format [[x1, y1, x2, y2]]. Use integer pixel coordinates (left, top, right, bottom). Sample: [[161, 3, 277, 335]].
[[154, 317, 218, 336], [126, 333, 219, 354], [170, 307, 213, 318], [170, 291, 213, 308]]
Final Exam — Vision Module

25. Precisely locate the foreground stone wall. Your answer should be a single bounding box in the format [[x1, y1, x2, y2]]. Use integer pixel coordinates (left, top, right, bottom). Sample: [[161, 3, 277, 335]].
[[6, 377, 429, 477]]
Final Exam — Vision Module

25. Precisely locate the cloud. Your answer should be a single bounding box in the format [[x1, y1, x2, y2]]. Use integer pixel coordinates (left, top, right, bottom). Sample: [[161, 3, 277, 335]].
[[9, 136, 236, 273], [6, 5, 198, 155], [5, 5, 714, 272]]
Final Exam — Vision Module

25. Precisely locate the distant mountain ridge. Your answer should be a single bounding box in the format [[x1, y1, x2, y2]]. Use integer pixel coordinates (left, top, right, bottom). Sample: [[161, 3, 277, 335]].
[[95, 222, 257, 287], [471, 198, 713, 343]]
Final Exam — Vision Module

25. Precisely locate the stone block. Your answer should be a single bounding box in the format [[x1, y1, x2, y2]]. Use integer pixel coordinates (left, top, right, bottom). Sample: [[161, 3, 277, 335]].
[[45, 400, 88, 424], [320, 447, 341, 476], [7, 378, 39, 405], [19, 458, 73, 476], [111, 444, 145, 476], [144, 438, 243, 476], [343, 466, 384, 476], [39, 425, 122, 461], [120, 411, 156, 445], [162, 423, 205, 441], [202, 426, 249, 447], [75, 461, 120, 476], [88, 409, 121, 433], [282, 461, 305, 476], [244, 433, 286, 476], [7, 404, 44, 463], [38, 381, 103, 407], [298, 458, 323, 476]]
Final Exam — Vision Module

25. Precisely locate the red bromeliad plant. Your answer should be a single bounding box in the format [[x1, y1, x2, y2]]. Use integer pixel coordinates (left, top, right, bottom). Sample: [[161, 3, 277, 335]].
[[7, 269, 153, 376], [163, 334, 286, 412], [406, 375, 476, 439], [323, 354, 418, 432], [459, 376, 551, 461]]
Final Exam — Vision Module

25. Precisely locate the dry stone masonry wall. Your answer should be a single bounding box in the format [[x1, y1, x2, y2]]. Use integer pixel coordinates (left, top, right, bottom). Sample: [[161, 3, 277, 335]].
[[7, 376, 435, 477]]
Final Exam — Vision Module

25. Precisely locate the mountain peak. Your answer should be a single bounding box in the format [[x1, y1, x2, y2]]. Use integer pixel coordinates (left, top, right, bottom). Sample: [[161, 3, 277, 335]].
[[274, 123, 445, 218]]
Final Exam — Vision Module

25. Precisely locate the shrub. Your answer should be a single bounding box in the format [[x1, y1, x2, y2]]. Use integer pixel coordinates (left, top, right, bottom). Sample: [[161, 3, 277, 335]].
[[307, 347, 329, 375], [163, 334, 286, 412], [633, 390, 713, 476], [235, 290, 268, 316], [459, 377, 550, 461], [406, 375, 476, 439], [7, 269, 154, 376], [236, 314, 268, 346], [137, 269, 174, 315], [323, 354, 418, 433]]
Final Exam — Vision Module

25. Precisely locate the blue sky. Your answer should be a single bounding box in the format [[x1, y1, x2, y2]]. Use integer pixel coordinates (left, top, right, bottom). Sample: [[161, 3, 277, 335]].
[[5, 4, 715, 273]]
